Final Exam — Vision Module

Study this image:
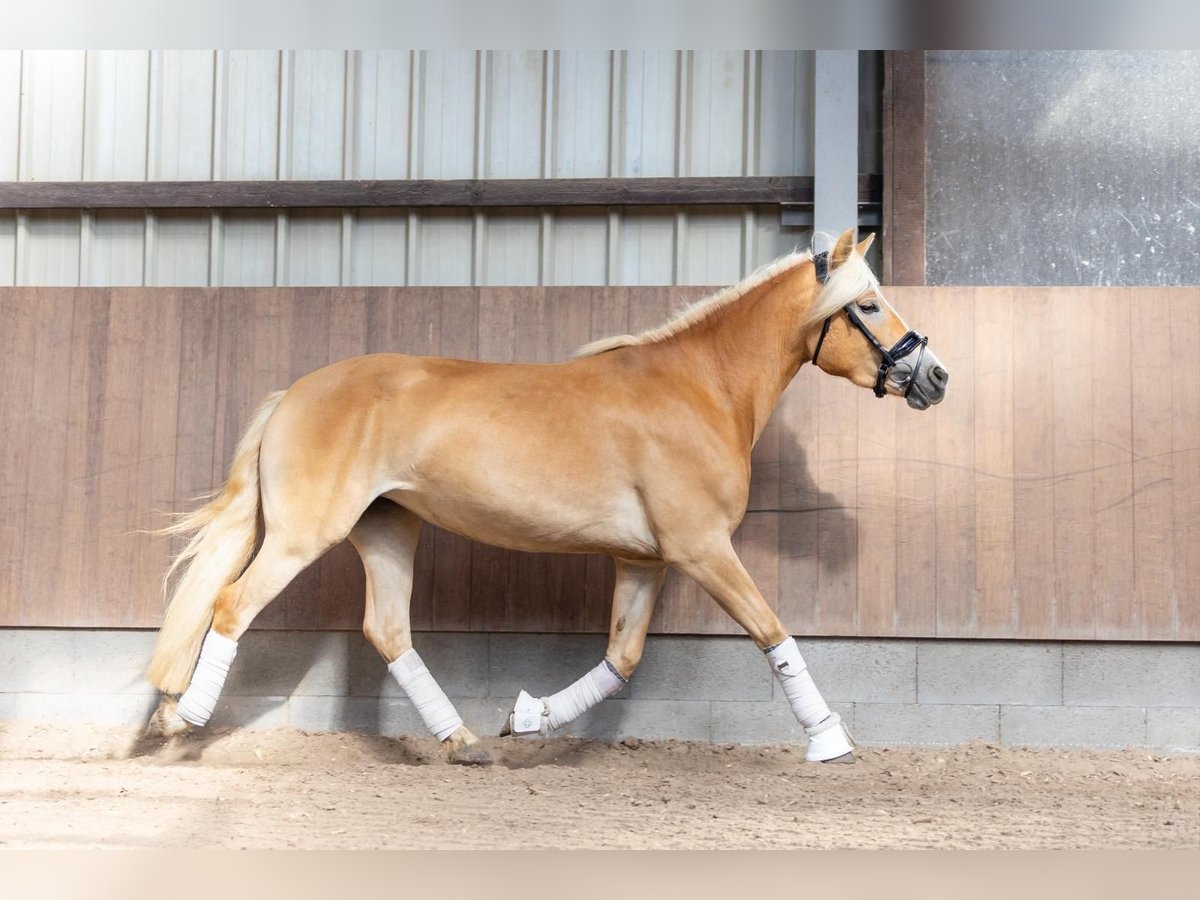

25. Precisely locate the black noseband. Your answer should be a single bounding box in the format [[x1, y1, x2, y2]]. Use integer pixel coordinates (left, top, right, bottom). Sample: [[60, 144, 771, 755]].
[[810, 251, 929, 399]]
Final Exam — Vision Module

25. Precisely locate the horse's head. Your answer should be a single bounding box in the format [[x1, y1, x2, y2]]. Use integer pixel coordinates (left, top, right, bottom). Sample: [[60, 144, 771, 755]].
[[805, 228, 948, 409]]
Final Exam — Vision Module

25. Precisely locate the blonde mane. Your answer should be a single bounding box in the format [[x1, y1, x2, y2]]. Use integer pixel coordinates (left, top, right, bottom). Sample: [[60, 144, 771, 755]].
[[574, 242, 881, 358]]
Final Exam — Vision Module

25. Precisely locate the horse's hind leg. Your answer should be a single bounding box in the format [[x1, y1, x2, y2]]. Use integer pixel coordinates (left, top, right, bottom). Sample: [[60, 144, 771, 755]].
[[146, 524, 351, 738], [347, 501, 490, 766], [501, 558, 666, 736]]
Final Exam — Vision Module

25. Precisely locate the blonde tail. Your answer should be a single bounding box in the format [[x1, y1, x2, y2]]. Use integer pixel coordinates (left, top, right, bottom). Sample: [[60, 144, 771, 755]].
[[146, 391, 286, 694]]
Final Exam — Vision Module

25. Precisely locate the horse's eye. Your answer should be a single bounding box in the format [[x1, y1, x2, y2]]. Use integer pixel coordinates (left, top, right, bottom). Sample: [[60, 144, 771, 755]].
[[859, 301, 879, 314]]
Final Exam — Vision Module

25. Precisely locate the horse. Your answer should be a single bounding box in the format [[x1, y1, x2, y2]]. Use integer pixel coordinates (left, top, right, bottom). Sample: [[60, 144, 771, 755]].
[[143, 227, 948, 765]]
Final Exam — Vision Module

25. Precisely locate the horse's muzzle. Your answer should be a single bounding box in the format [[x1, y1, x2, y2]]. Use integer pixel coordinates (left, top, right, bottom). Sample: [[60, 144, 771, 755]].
[[904, 359, 949, 410]]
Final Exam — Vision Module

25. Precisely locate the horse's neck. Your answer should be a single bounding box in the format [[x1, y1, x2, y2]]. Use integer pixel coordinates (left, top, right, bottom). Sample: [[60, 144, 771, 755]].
[[668, 272, 810, 447]]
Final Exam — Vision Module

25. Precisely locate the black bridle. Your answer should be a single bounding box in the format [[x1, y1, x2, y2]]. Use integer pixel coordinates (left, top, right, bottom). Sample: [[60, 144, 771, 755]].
[[810, 251, 929, 399]]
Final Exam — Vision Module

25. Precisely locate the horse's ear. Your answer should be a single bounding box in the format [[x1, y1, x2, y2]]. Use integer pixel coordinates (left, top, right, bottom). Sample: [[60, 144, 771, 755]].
[[855, 232, 875, 256], [829, 228, 857, 268]]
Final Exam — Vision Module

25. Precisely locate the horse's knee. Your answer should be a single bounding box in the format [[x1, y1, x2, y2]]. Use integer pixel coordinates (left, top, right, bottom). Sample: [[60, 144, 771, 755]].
[[363, 618, 410, 663]]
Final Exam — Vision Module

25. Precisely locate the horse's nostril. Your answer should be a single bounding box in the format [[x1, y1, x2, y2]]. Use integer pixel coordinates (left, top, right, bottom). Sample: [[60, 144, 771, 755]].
[[931, 365, 948, 386]]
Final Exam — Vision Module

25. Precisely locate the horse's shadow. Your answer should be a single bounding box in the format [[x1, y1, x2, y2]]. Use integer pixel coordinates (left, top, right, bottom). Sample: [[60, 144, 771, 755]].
[[762, 397, 858, 579]]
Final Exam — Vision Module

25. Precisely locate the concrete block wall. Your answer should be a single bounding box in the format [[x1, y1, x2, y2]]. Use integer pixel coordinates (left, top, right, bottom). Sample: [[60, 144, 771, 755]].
[[0, 629, 1196, 754]]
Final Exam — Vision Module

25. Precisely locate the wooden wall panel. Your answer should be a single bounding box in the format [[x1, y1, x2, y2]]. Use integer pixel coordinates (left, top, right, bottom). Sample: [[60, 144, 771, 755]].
[[1051, 288, 1097, 638], [855, 354, 897, 636], [889, 287, 939, 636], [1091, 289, 1134, 636], [933, 287, 977, 635], [1169, 288, 1200, 640], [0, 285, 1195, 642], [973, 287, 1015, 636], [814, 359, 860, 635], [1011, 290, 1057, 638], [774, 363, 821, 634], [1130, 288, 1176, 638]]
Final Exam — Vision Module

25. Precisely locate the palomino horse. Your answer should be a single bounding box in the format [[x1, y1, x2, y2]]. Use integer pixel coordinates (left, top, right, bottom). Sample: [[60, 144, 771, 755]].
[[144, 228, 947, 765]]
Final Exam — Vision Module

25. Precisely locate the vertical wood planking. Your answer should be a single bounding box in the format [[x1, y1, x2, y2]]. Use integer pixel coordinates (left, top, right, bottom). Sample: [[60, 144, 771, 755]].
[[19, 290, 79, 624], [0, 286, 1195, 641], [890, 287, 938, 635], [72, 290, 117, 622], [1050, 287, 1097, 639], [775, 367, 821, 634], [1090, 288, 1135, 636], [1169, 287, 1200, 640], [973, 287, 1015, 635], [128, 289, 183, 624], [56, 290, 108, 624], [933, 287, 976, 635], [1012, 289, 1056, 638], [814, 352, 859, 634], [855, 359, 898, 635], [88, 290, 151, 624], [1130, 287, 1176, 639], [0, 290, 47, 621], [171, 288, 222, 625]]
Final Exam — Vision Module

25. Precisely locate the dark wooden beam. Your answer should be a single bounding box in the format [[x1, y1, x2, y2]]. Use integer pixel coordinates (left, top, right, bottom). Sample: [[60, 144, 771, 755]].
[[0, 175, 880, 211], [882, 51, 926, 285]]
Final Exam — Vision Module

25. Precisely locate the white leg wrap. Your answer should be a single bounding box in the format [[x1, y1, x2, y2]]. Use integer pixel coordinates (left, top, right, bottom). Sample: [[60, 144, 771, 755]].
[[388, 649, 464, 742], [176, 629, 238, 727], [510, 660, 625, 735], [766, 636, 854, 761]]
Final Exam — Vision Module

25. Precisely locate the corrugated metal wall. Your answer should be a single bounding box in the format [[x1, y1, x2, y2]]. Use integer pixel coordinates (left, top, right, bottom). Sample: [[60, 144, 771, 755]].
[[0, 50, 826, 287]]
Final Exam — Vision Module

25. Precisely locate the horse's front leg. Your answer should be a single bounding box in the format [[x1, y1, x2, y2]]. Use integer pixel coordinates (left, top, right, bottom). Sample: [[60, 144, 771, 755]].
[[501, 558, 666, 736], [671, 538, 855, 763]]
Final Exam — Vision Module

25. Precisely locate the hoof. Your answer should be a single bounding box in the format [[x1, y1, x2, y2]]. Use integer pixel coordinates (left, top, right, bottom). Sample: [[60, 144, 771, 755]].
[[820, 751, 857, 765], [448, 744, 493, 766], [145, 697, 193, 740]]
